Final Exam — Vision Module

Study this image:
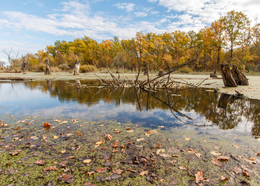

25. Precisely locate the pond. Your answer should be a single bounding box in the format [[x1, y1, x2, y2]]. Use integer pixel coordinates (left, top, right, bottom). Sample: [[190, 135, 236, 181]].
[[0, 79, 259, 139]]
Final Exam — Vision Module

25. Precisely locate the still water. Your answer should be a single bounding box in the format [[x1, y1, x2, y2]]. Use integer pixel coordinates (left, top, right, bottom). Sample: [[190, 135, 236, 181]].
[[0, 80, 259, 139]]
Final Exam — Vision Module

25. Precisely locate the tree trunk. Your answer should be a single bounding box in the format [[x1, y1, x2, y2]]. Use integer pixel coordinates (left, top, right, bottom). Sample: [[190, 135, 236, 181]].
[[44, 59, 52, 75], [220, 64, 249, 87], [74, 58, 80, 75]]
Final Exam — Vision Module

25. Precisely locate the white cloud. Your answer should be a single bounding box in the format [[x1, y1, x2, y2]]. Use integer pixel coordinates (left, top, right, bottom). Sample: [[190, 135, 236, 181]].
[[135, 12, 148, 17], [147, 0, 158, 2], [114, 3, 135, 12]]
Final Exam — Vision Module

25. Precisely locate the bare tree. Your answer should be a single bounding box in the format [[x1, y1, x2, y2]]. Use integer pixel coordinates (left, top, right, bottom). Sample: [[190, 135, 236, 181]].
[[44, 59, 52, 75], [73, 55, 80, 75], [2, 49, 19, 68]]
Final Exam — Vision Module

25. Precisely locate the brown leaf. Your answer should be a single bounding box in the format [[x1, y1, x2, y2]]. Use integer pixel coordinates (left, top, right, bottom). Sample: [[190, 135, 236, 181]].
[[10, 150, 22, 156], [245, 157, 256, 164], [44, 166, 58, 171], [43, 122, 51, 128], [42, 135, 47, 142], [68, 156, 76, 159], [76, 132, 82, 136], [60, 121, 68, 124], [60, 174, 74, 182], [243, 170, 250, 177], [34, 160, 45, 166], [217, 156, 230, 161], [220, 176, 229, 181], [157, 143, 161, 149], [187, 148, 196, 153], [105, 134, 113, 141], [210, 151, 221, 156], [126, 127, 131, 130], [257, 152, 260, 156], [145, 130, 158, 137], [111, 141, 118, 148], [95, 138, 105, 146], [96, 167, 106, 173], [87, 171, 95, 176], [195, 170, 204, 184], [232, 166, 242, 174], [139, 170, 149, 176], [211, 158, 222, 167], [13, 126, 21, 130], [195, 153, 201, 159], [113, 169, 124, 175]]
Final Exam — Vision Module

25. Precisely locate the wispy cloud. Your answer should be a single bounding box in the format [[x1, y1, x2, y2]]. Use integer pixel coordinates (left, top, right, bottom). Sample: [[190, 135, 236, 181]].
[[114, 3, 135, 12]]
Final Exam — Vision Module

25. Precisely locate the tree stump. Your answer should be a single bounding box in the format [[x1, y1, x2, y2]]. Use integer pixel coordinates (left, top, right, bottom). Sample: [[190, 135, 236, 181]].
[[220, 64, 248, 87], [44, 59, 52, 75]]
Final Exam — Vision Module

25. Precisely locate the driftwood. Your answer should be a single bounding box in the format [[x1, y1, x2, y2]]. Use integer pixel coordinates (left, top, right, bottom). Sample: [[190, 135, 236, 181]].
[[44, 59, 52, 75], [220, 64, 248, 87]]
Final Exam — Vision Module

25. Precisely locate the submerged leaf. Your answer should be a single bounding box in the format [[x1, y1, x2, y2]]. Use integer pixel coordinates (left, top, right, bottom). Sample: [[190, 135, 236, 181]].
[[111, 141, 118, 148], [44, 166, 58, 171], [232, 166, 242, 174], [105, 134, 113, 141], [113, 169, 124, 175], [145, 130, 158, 137]]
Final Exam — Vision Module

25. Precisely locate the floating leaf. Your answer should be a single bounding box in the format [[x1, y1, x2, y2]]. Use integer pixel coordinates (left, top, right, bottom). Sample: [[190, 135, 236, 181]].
[[211, 158, 222, 167], [217, 156, 230, 161], [139, 170, 149, 176], [210, 151, 221, 156], [43, 122, 51, 128], [83, 159, 91, 164], [195, 170, 204, 184], [105, 134, 113, 141], [34, 160, 45, 166]]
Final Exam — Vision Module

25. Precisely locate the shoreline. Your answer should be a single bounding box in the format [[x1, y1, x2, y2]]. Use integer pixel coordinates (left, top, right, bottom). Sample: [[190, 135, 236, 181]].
[[0, 72, 259, 100]]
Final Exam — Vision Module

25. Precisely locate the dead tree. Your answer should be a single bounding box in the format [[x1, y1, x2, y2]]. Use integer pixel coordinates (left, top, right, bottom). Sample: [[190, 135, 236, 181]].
[[21, 56, 28, 73], [44, 59, 52, 75], [73, 55, 80, 75], [220, 64, 248, 87]]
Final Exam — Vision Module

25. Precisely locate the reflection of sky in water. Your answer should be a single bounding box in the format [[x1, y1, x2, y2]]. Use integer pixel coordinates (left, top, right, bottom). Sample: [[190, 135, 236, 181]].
[[0, 82, 258, 139]]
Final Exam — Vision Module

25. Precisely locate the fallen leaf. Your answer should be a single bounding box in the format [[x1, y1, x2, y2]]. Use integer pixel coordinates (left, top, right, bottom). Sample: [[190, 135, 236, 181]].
[[232, 166, 242, 174], [53, 135, 59, 139], [126, 130, 134, 133], [195, 170, 204, 184], [42, 135, 47, 142], [220, 176, 229, 181], [126, 127, 131, 130], [35, 160, 45, 166], [243, 170, 250, 177], [61, 150, 66, 154], [172, 155, 179, 158], [44, 166, 58, 171], [137, 138, 144, 142], [68, 156, 75, 159], [217, 156, 230, 161], [145, 130, 158, 137], [13, 126, 21, 130], [113, 169, 124, 175], [60, 121, 68, 124], [30, 136, 39, 140], [210, 151, 221, 156], [185, 137, 190, 141], [139, 170, 149, 176], [95, 138, 105, 147], [105, 134, 113, 141], [195, 153, 201, 159], [157, 143, 161, 149], [10, 150, 22, 156], [211, 158, 222, 167], [96, 167, 106, 173], [60, 174, 74, 183], [232, 144, 241, 149], [187, 148, 196, 153], [43, 122, 51, 128], [111, 141, 118, 148], [257, 152, 260, 156], [245, 157, 256, 164], [179, 166, 187, 170], [87, 171, 95, 176], [83, 159, 91, 164], [76, 132, 82, 136]]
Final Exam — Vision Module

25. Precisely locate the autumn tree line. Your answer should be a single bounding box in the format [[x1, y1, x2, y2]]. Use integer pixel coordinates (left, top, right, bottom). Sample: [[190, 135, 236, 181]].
[[3, 11, 260, 74]]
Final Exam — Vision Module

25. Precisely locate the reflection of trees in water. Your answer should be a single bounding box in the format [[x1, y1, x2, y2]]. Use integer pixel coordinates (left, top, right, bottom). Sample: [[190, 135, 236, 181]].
[[23, 80, 260, 138]]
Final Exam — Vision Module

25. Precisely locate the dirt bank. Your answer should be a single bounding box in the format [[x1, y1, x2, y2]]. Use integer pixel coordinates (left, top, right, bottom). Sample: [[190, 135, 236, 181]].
[[0, 72, 259, 100]]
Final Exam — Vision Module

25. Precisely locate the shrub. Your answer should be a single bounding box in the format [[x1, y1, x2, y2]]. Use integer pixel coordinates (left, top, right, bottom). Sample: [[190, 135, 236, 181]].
[[80, 65, 97, 73], [179, 66, 193, 73], [59, 64, 71, 71], [33, 63, 45, 72]]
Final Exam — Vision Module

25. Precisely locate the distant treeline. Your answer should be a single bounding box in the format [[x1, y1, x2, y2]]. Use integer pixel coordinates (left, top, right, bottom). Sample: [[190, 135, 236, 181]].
[[6, 11, 260, 73]]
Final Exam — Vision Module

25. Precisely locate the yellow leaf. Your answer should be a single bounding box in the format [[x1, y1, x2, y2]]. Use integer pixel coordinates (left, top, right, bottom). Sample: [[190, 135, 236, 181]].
[[53, 136, 59, 139], [83, 159, 91, 164]]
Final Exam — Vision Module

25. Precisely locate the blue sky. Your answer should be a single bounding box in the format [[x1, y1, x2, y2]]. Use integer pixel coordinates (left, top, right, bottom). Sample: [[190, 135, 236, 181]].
[[0, 0, 259, 64]]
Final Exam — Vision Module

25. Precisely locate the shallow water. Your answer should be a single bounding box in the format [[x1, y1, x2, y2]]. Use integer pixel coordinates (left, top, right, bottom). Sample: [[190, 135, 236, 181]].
[[0, 80, 259, 139]]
